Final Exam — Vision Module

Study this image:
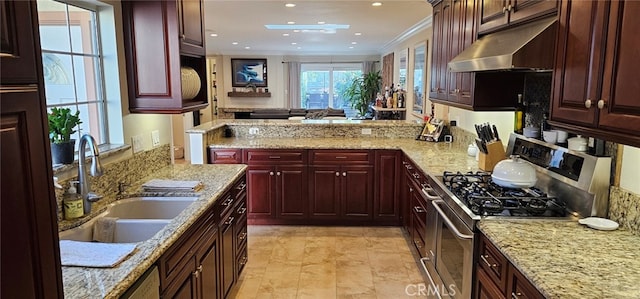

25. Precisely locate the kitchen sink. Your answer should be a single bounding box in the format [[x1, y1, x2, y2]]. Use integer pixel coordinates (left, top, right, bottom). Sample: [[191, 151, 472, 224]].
[[59, 196, 199, 243]]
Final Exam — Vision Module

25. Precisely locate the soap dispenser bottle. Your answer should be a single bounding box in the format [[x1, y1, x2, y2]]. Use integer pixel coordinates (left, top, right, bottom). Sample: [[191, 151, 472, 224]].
[[63, 181, 84, 220]]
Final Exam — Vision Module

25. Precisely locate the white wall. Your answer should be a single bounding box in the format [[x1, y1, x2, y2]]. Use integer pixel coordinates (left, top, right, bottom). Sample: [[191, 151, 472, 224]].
[[218, 55, 286, 108], [620, 145, 640, 194]]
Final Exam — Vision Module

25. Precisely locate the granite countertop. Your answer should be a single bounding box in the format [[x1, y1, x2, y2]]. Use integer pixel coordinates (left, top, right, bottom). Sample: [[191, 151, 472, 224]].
[[61, 163, 247, 299], [208, 137, 480, 174], [478, 220, 640, 298]]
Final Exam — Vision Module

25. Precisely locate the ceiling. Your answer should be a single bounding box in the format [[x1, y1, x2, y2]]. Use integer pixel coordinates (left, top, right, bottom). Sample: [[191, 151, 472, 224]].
[[203, 0, 433, 56]]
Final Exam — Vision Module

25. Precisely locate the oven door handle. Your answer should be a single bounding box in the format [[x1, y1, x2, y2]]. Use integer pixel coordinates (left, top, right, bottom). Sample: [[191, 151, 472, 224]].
[[419, 257, 443, 299], [432, 200, 474, 240]]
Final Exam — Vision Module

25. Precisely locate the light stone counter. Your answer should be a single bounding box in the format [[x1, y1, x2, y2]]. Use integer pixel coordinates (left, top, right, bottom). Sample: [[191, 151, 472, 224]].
[[208, 137, 480, 175], [61, 163, 246, 299], [478, 220, 640, 299]]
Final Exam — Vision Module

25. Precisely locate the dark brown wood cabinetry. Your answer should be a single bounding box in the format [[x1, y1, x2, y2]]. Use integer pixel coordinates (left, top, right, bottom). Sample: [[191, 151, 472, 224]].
[[209, 148, 243, 164], [244, 150, 308, 223], [159, 175, 247, 299], [1, 1, 63, 298], [478, 0, 558, 34], [550, 0, 640, 147], [309, 150, 374, 223], [122, 0, 208, 114], [374, 150, 402, 225], [473, 232, 543, 299]]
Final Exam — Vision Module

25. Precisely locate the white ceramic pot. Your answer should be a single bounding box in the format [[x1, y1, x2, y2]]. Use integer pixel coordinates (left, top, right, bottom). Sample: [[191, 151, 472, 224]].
[[467, 143, 478, 157], [491, 156, 537, 188], [552, 130, 568, 143], [567, 135, 588, 152]]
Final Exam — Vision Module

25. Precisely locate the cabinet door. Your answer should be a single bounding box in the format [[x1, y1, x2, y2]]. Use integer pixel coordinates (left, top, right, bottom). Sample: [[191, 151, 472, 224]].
[[177, 0, 205, 55], [550, 0, 605, 127], [509, 0, 557, 26], [474, 267, 506, 299], [430, 2, 444, 99], [246, 165, 276, 218], [448, 0, 476, 105], [163, 257, 198, 299], [402, 174, 413, 232], [0, 1, 39, 84], [309, 166, 341, 219], [1, 88, 63, 299], [507, 265, 544, 299], [276, 165, 308, 219], [597, 1, 640, 138], [220, 213, 236, 298], [196, 228, 219, 299], [341, 165, 374, 220], [437, 0, 453, 100], [374, 151, 401, 224], [478, 0, 509, 33]]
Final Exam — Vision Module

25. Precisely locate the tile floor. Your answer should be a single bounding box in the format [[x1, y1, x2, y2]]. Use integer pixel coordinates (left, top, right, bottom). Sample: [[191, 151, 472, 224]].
[[229, 225, 425, 299]]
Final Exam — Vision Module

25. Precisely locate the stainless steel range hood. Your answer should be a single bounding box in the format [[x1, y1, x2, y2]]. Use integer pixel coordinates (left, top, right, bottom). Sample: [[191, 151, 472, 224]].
[[448, 17, 557, 72]]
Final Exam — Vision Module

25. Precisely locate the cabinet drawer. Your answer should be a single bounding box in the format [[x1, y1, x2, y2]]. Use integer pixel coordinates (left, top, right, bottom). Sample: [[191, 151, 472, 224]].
[[232, 176, 247, 200], [209, 148, 242, 164], [244, 150, 307, 165], [310, 150, 372, 164], [478, 234, 508, 293], [236, 246, 248, 277], [236, 223, 247, 253], [508, 264, 544, 299]]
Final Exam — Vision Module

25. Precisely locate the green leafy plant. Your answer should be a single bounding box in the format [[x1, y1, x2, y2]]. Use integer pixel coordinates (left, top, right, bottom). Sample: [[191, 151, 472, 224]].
[[48, 107, 82, 144], [342, 71, 381, 118]]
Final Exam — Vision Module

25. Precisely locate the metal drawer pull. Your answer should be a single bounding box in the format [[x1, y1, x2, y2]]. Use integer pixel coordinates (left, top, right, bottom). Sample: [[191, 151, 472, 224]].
[[222, 197, 233, 206], [198, 265, 203, 273], [413, 240, 423, 248], [413, 173, 420, 179], [269, 156, 281, 159], [480, 254, 497, 268], [239, 232, 247, 240], [512, 292, 522, 299], [236, 182, 247, 191], [335, 156, 347, 159], [240, 256, 248, 265], [419, 258, 442, 299], [414, 206, 425, 213], [237, 207, 247, 214], [432, 200, 474, 240], [224, 216, 235, 226], [193, 270, 199, 278]]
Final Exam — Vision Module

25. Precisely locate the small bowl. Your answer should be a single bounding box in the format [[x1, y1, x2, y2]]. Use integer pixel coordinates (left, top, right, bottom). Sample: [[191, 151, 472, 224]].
[[543, 131, 557, 144], [552, 130, 568, 143]]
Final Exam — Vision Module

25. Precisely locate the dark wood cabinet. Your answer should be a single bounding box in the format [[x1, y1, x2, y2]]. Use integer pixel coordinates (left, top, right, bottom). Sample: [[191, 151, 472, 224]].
[[374, 150, 402, 225], [478, 0, 558, 34], [160, 174, 246, 299], [244, 150, 308, 223], [177, 0, 205, 56], [448, 0, 476, 105], [309, 150, 374, 223], [208, 148, 242, 164], [550, 0, 640, 147], [473, 232, 543, 299], [122, 0, 208, 114], [1, 1, 64, 298]]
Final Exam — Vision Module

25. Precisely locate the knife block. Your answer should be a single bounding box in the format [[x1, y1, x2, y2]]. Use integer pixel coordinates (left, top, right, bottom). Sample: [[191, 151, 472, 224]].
[[478, 141, 506, 171]]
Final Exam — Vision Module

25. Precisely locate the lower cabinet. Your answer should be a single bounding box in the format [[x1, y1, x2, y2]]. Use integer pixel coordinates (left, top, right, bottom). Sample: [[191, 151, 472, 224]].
[[374, 150, 402, 225], [474, 232, 544, 299], [159, 174, 247, 299], [309, 164, 374, 222]]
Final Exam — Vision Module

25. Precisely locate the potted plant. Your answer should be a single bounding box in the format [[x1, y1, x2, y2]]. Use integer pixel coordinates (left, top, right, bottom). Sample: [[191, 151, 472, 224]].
[[342, 70, 381, 118], [48, 107, 82, 164]]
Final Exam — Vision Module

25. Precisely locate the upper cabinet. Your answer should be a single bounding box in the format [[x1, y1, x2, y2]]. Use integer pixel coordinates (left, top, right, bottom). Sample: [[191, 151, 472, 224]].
[[0, 0, 40, 84], [478, 0, 558, 34], [550, 0, 640, 147], [122, 0, 208, 114], [429, 0, 527, 111]]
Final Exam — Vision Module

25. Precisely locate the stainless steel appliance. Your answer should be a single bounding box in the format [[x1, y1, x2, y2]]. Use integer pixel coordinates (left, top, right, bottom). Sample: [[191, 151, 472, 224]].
[[418, 134, 612, 299]]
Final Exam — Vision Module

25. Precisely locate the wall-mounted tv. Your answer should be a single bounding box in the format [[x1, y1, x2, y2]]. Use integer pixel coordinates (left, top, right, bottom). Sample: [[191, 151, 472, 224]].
[[231, 58, 267, 87]]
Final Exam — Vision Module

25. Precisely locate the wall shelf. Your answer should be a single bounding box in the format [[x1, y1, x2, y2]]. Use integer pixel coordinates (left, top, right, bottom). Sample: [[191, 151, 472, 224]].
[[227, 91, 271, 97]]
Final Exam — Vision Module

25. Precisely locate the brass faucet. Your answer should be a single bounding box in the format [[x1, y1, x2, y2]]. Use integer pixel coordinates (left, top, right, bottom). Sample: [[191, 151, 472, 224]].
[[77, 134, 104, 215]]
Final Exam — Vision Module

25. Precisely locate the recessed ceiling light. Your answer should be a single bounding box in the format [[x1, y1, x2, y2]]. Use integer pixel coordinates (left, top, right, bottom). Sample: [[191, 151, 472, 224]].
[[293, 29, 300, 33], [351, 41, 357, 44], [349, 46, 354, 49], [317, 21, 325, 25], [287, 21, 295, 25], [232, 42, 238, 45], [355, 32, 362, 36], [283, 33, 290, 36], [372, 2, 382, 7], [285, 3, 296, 8], [291, 42, 297, 45], [244, 46, 251, 49], [210, 33, 218, 37], [297, 47, 302, 49]]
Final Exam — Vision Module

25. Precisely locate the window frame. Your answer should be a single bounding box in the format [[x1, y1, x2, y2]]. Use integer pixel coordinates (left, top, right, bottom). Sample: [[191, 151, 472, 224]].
[[300, 62, 363, 116]]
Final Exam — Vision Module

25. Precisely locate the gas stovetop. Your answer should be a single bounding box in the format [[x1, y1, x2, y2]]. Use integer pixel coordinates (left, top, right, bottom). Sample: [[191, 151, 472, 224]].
[[442, 171, 567, 217]]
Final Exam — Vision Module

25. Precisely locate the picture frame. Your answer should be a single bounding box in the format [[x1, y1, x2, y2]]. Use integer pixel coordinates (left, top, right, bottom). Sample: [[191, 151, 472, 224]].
[[231, 58, 268, 87]]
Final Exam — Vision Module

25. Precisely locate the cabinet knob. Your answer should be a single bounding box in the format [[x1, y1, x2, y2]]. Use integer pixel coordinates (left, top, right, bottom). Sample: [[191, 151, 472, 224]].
[[270, 171, 275, 176], [585, 99, 592, 108], [336, 172, 340, 176], [342, 172, 346, 177], [277, 171, 281, 176], [503, 6, 508, 13], [507, 4, 513, 11], [597, 99, 606, 109], [180, 34, 186, 40]]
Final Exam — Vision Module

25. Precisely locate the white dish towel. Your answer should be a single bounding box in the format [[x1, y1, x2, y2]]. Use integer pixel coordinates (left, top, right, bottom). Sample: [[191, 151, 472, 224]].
[[59, 240, 137, 268], [92, 217, 117, 243]]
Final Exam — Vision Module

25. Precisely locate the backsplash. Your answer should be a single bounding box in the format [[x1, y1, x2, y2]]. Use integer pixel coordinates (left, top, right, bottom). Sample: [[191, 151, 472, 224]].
[[609, 187, 640, 236], [56, 145, 171, 230]]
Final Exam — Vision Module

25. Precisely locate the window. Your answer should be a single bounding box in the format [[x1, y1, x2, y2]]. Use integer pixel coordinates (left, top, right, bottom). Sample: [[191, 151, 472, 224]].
[[300, 63, 362, 118], [37, 0, 107, 146]]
